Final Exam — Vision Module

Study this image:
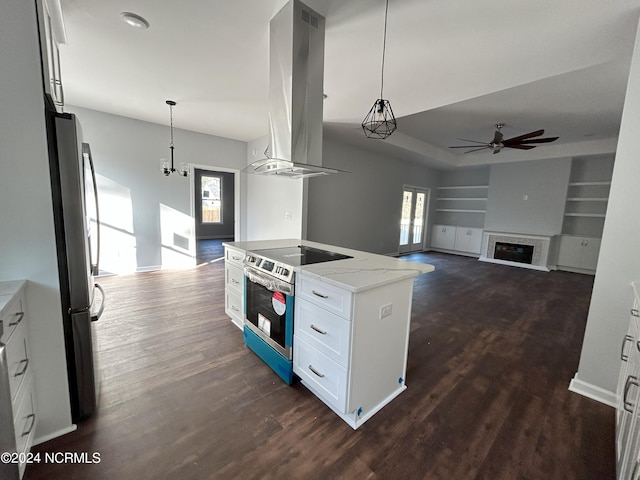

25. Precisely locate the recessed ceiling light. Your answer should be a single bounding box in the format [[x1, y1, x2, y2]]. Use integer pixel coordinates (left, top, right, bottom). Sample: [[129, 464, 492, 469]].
[[120, 12, 149, 29]]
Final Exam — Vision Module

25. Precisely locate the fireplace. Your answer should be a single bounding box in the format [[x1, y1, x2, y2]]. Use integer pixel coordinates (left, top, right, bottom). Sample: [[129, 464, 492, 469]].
[[494, 242, 534, 264]]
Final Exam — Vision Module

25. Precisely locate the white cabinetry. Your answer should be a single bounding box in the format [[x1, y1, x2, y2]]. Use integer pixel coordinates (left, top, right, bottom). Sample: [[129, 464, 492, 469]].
[[224, 246, 245, 330], [36, 0, 66, 112], [0, 281, 37, 480], [616, 282, 640, 479], [431, 224, 483, 256], [556, 235, 601, 274], [293, 273, 413, 429]]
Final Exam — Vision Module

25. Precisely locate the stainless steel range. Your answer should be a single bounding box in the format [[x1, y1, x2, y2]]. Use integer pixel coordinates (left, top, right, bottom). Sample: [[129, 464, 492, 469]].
[[243, 245, 352, 384]]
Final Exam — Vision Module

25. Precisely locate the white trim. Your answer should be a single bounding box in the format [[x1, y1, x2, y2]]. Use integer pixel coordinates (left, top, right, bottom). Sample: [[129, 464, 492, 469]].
[[478, 256, 550, 271], [33, 424, 77, 446], [568, 376, 617, 408], [136, 265, 161, 273]]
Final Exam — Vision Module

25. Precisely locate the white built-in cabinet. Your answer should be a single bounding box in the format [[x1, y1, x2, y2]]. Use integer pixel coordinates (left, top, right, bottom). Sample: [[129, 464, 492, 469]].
[[36, 0, 65, 112], [293, 272, 413, 429], [431, 224, 483, 255], [224, 246, 245, 330], [616, 282, 640, 479], [1, 281, 37, 480], [556, 235, 601, 274]]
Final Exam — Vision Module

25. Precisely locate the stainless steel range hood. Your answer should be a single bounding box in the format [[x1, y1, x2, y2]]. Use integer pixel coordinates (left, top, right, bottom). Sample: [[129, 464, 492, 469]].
[[244, 0, 348, 179]]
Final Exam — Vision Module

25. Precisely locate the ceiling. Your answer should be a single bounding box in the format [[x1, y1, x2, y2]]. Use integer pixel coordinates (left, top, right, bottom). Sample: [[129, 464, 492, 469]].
[[57, 0, 640, 170]]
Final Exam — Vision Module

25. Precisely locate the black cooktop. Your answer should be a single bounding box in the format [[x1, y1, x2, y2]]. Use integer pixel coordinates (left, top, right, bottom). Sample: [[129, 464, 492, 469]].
[[251, 245, 352, 267]]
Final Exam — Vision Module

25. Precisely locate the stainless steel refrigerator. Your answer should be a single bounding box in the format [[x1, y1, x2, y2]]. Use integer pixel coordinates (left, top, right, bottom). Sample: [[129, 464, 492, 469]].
[[45, 107, 105, 423]]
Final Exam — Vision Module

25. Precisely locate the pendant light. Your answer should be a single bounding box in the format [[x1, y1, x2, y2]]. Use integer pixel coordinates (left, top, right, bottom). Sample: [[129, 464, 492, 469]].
[[362, 0, 397, 139], [161, 100, 188, 177]]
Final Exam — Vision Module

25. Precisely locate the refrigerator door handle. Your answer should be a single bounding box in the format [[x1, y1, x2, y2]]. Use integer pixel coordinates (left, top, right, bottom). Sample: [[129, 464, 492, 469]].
[[91, 283, 105, 322]]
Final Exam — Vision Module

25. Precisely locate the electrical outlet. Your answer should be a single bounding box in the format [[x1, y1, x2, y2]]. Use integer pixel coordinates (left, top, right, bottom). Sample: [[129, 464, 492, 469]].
[[380, 303, 392, 319]]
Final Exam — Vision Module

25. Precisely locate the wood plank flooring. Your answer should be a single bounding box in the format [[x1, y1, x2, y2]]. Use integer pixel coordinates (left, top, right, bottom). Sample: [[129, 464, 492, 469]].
[[24, 251, 615, 480]]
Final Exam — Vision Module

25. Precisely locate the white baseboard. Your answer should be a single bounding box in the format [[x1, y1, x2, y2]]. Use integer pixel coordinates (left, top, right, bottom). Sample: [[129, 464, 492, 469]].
[[568, 375, 617, 408], [33, 424, 77, 446]]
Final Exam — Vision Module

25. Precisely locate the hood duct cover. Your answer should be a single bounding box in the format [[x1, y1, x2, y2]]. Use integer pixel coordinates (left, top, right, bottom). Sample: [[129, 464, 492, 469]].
[[245, 0, 348, 179]]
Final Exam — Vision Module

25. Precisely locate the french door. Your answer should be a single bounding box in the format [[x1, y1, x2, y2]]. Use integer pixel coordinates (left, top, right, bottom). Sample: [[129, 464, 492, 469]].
[[399, 187, 429, 254]]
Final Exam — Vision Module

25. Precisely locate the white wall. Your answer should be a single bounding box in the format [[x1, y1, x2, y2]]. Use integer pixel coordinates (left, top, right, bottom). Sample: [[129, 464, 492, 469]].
[[68, 106, 247, 273], [572, 17, 640, 399], [305, 137, 441, 255], [485, 158, 572, 235], [0, 0, 73, 443], [245, 136, 304, 241]]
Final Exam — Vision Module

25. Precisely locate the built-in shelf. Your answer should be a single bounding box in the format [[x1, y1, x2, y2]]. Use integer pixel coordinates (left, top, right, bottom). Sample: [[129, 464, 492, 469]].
[[436, 208, 487, 213], [566, 198, 608, 202], [437, 197, 487, 201], [564, 213, 606, 218], [437, 185, 489, 190], [568, 181, 611, 186]]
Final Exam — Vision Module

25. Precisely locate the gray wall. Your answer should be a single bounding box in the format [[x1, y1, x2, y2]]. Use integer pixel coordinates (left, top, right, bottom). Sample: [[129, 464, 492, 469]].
[[68, 106, 247, 273], [0, 0, 73, 443], [574, 16, 640, 396], [485, 158, 572, 235], [306, 138, 441, 255]]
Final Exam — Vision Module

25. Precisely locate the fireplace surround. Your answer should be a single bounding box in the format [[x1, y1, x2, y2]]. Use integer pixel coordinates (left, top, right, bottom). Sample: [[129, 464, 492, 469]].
[[480, 231, 558, 271]]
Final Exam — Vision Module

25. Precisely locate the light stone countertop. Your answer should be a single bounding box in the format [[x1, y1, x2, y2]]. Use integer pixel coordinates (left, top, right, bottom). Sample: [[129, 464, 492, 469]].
[[223, 239, 434, 293], [0, 280, 26, 315]]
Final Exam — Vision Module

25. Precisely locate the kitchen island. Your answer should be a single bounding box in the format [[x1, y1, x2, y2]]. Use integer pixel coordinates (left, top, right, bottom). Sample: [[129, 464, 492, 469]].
[[223, 239, 434, 428]]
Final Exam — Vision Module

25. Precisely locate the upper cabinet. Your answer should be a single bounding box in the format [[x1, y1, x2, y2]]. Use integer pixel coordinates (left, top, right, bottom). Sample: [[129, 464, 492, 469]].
[[36, 0, 67, 112]]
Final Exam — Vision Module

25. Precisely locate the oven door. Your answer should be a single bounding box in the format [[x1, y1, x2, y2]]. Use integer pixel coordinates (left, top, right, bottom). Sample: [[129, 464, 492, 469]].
[[244, 267, 294, 359]]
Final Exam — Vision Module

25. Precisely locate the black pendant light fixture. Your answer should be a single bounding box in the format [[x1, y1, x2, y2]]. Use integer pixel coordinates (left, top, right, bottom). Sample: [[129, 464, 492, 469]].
[[161, 100, 188, 177], [362, 0, 397, 140]]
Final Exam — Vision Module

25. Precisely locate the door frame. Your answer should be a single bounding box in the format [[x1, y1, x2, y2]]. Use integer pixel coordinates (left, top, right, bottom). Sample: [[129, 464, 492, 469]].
[[189, 163, 241, 241], [398, 185, 430, 254]]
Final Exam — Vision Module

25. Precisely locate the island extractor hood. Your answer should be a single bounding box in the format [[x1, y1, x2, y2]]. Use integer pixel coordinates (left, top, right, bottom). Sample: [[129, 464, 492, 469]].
[[244, 0, 348, 179]]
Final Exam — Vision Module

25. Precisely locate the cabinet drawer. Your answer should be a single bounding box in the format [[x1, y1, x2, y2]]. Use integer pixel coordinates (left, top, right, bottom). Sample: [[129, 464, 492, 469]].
[[295, 298, 351, 368], [1, 294, 25, 343], [225, 264, 244, 294], [225, 248, 245, 267], [6, 319, 31, 403], [13, 370, 37, 465], [296, 274, 352, 320], [294, 337, 347, 413], [225, 289, 244, 325]]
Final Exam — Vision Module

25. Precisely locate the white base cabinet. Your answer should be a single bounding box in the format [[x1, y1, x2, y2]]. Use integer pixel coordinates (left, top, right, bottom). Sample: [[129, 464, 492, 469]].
[[616, 283, 640, 479], [0, 281, 37, 480], [431, 224, 483, 255], [224, 246, 245, 330], [293, 272, 413, 429], [556, 235, 601, 274]]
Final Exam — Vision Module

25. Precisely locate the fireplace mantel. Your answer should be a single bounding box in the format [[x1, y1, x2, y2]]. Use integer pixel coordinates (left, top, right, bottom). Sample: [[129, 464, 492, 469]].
[[479, 231, 559, 271]]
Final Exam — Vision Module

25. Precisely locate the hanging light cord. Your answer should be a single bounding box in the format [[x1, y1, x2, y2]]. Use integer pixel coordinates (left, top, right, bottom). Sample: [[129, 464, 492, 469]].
[[380, 0, 389, 100]]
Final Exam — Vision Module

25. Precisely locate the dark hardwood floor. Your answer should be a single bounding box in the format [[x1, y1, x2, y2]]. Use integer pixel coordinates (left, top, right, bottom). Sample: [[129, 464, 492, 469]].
[[25, 251, 614, 480]]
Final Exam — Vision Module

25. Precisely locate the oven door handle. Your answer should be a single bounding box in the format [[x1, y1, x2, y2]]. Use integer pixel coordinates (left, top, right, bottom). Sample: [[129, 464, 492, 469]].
[[244, 267, 294, 296]]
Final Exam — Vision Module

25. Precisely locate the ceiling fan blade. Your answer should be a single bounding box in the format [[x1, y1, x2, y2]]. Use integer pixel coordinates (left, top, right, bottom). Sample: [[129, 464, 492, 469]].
[[491, 130, 503, 144], [504, 144, 536, 150], [503, 129, 545, 143], [463, 147, 490, 154], [514, 137, 559, 144], [449, 145, 489, 149], [454, 137, 488, 145]]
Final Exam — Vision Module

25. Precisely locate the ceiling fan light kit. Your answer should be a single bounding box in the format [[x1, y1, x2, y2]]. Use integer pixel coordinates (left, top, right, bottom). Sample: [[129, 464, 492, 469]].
[[161, 100, 189, 177], [362, 0, 397, 140], [449, 123, 559, 154]]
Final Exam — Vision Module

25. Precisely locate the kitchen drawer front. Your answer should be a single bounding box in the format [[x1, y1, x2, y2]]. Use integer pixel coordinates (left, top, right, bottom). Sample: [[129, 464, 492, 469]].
[[225, 288, 244, 329], [295, 298, 351, 368], [294, 336, 347, 413], [6, 319, 31, 403], [225, 247, 245, 268], [1, 293, 25, 343], [296, 274, 352, 320], [13, 369, 37, 472], [225, 263, 244, 294]]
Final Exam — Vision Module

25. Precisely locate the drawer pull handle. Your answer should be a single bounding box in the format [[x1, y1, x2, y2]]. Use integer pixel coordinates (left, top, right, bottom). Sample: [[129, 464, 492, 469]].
[[231, 279, 240, 284], [624, 375, 639, 413], [15, 358, 29, 377], [8, 312, 24, 327], [308, 365, 325, 378], [310, 324, 327, 335], [312, 290, 328, 299], [22, 413, 36, 437], [633, 308, 639, 318], [231, 305, 239, 312], [231, 255, 242, 261], [622, 335, 634, 361]]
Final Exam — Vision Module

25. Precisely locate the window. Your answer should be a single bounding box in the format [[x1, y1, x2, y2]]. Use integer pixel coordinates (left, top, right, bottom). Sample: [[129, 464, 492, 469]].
[[201, 175, 222, 223]]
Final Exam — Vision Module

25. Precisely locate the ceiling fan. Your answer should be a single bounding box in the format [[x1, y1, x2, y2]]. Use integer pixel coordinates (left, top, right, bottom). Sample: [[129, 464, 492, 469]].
[[449, 123, 559, 154]]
